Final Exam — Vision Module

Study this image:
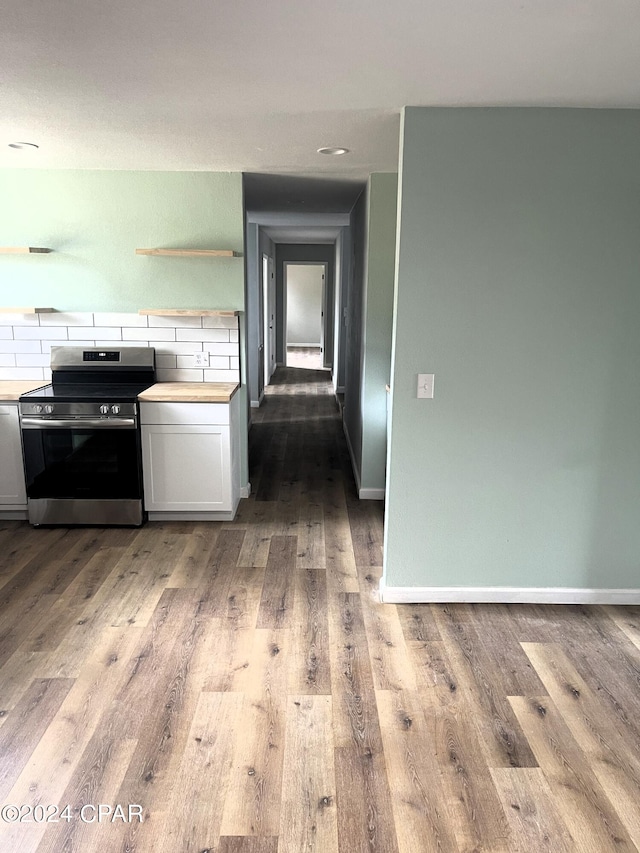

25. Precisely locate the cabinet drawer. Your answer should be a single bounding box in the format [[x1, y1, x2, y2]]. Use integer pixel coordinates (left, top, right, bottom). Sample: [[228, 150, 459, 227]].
[[140, 401, 230, 426]]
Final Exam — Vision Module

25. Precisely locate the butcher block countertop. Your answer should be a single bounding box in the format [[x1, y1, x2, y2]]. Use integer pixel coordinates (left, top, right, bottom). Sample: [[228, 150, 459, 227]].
[[0, 380, 48, 402], [138, 382, 240, 403]]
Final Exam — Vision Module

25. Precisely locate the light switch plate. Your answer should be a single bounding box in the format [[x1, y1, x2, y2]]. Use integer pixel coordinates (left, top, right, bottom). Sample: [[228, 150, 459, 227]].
[[194, 352, 210, 368], [417, 373, 434, 398]]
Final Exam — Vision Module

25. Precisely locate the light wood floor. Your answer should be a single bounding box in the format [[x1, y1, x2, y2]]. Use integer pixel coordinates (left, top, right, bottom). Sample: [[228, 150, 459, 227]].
[[1, 366, 640, 852]]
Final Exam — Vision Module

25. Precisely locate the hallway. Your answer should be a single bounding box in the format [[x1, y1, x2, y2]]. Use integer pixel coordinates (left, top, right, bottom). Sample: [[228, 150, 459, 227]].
[[241, 361, 384, 599], [1, 367, 640, 851]]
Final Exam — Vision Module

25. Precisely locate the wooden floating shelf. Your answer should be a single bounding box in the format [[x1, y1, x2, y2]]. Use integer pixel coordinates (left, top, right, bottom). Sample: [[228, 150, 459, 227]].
[[0, 247, 52, 254], [139, 309, 239, 317], [0, 307, 55, 314], [135, 248, 241, 257]]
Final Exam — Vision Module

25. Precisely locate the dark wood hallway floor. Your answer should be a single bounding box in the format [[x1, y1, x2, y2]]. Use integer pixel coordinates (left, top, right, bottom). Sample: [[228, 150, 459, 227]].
[[1, 365, 640, 852]]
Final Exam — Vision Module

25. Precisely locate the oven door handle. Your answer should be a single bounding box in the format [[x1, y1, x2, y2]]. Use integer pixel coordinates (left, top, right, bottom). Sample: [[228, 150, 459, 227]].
[[20, 417, 137, 429]]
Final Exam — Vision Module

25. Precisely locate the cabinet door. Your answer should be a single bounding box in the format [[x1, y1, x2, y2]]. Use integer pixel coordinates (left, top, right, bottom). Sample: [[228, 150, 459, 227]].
[[0, 405, 27, 506], [142, 424, 231, 511]]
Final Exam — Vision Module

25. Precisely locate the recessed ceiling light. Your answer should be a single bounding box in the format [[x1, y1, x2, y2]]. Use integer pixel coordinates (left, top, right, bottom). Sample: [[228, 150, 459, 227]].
[[317, 146, 350, 156], [8, 142, 39, 150]]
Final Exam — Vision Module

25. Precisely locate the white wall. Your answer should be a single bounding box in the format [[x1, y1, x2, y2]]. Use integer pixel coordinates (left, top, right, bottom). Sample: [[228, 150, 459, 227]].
[[286, 265, 323, 345]]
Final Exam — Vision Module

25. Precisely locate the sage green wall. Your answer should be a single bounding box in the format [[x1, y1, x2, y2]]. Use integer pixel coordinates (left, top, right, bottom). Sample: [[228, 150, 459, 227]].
[[360, 173, 398, 493], [0, 169, 249, 486], [384, 107, 640, 590], [0, 170, 244, 311]]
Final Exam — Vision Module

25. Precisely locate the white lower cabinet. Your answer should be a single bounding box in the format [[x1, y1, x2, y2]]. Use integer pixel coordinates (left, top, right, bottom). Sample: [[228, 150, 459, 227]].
[[0, 403, 28, 517], [140, 395, 241, 521]]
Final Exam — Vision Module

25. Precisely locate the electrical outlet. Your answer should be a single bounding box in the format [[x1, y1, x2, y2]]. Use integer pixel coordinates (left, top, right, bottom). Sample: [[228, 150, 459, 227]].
[[194, 352, 210, 368], [417, 373, 435, 399]]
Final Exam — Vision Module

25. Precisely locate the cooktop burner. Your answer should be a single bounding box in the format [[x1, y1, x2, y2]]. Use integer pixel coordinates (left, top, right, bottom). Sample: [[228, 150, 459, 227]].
[[20, 382, 154, 403], [19, 346, 157, 406]]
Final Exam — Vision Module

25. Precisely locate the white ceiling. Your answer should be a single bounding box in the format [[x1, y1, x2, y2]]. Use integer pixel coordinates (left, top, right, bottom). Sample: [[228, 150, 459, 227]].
[[2, 0, 640, 180]]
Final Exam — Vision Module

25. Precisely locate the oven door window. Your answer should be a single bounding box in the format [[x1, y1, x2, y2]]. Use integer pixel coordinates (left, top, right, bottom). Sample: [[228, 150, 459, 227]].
[[22, 427, 141, 500]]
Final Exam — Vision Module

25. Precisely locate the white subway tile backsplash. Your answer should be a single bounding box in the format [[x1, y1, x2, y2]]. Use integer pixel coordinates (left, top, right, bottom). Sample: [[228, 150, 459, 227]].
[[40, 341, 84, 353], [15, 326, 68, 340], [0, 367, 46, 380], [0, 314, 241, 385], [157, 367, 205, 382], [0, 340, 41, 353], [202, 315, 239, 329], [123, 327, 175, 341], [205, 342, 238, 357], [96, 340, 147, 348], [16, 354, 49, 367], [93, 312, 148, 327], [175, 354, 230, 370], [68, 327, 122, 340], [204, 368, 240, 382], [39, 312, 94, 326], [176, 355, 196, 369], [156, 354, 177, 369], [209, 356, 231, 370], [148, 315, 202, 328], [176, 328, 229, 343], [0, 313, 40, 326], [154, 342, 202, 355]]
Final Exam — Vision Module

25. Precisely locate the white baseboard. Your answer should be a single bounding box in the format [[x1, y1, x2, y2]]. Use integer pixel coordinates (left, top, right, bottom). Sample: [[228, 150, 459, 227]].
[[0, 510, 28, 520], [378, 579, 640, 605], [336, 385, 345, 394], [149, 510, 237, 522], [343, 421, 361, 493], [343, 424, 385, 501], [240, 483, 251, 498], [359, 487, 385, 501]]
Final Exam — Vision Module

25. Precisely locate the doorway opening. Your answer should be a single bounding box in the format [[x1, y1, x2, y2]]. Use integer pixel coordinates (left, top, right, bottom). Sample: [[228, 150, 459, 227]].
[[284, 262, 328, 372]]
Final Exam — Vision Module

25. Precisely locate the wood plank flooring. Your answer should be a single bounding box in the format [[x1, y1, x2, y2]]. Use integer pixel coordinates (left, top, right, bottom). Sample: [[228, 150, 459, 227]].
[[1, 364, 640, 851]]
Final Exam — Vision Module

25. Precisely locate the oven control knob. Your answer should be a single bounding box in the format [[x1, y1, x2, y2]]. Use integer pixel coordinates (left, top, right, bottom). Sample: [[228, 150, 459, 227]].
[[99, 404, 110, 415], [33, 405, 43, 413], [44, 405, 54, 414], [111, 404, 121, 414]]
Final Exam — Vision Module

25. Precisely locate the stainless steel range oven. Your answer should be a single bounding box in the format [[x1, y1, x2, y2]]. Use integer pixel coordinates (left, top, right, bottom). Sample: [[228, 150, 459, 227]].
[[19, 346, 156, 526]]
